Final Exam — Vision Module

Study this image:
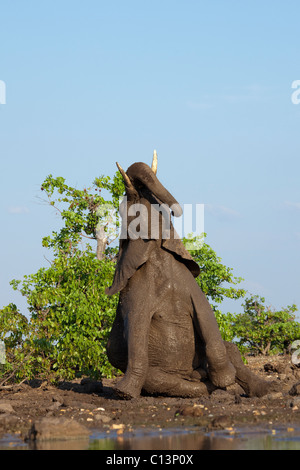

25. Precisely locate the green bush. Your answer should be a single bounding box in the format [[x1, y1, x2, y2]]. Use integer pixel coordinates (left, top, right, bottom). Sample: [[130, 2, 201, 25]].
[[1, 172, 124, 384], [183, 234, 245, 341], [233, 295, 300, 356]]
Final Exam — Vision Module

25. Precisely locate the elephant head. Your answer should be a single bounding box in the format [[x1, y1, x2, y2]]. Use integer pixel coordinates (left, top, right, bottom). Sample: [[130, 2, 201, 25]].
[[106, 152, 200, 296]]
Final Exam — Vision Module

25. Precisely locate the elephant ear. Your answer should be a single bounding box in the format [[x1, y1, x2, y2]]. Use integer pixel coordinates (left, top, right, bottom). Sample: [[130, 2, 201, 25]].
[[106, 238, 156, 296], [161, 224, 200, 278]]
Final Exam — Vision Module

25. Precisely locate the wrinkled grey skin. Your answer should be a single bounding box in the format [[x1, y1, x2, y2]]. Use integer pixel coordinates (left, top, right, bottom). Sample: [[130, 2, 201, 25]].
[[106, 161, 275, 399]]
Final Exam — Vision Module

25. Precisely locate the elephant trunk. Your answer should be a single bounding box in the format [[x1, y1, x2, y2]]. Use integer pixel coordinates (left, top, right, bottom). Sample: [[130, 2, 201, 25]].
[[125, 162, 183, 217]]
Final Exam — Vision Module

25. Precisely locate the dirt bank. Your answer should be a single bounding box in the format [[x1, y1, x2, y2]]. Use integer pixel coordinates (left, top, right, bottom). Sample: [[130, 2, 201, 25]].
[[1, 354, 300, 447]]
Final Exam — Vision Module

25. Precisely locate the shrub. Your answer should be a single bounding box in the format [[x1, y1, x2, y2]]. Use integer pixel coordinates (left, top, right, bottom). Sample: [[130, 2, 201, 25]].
[[1, 172, 124, 384], [233, 295, 300, 355], [183, 234, 246, 341]]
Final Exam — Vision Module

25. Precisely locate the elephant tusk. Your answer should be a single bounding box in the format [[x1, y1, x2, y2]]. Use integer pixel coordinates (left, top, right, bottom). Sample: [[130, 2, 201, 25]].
[[116, 162, 134, 189], [151, 150, 158, 175]]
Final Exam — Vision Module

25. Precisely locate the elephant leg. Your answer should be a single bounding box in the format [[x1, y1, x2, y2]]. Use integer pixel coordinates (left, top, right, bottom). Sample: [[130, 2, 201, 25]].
[[106, 306, 128, 374], [114, 310, 151, 399], [142, 367, 216, 398], [224, 342, 279, 397], [190, 283, 236, 388], [113, 269, 157, 399]]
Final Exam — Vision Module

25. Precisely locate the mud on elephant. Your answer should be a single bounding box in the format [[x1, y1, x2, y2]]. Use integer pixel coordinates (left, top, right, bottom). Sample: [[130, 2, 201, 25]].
[[106, 153, 277, 399]]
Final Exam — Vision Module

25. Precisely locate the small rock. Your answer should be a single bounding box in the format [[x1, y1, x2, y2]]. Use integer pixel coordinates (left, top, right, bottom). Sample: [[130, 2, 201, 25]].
[[288, 396, 300, 408], [264, 363, 276, 373], [289, 382, 300, 396], [211, 415, 232, 430], [178, 405, 204, 417], [0, 402, 15, 414], [27, 417, 90, 442], [95, 413, 112, 423]]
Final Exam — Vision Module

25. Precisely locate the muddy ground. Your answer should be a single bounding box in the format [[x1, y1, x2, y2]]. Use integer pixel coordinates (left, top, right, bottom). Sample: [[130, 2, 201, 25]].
[[1, 354, 300, 448]]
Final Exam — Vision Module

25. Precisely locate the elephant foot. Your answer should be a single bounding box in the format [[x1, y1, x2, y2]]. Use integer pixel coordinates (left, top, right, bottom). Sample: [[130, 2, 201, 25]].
[[143, 367, 214, 398], [208, 360, 236, 389], [224, 341, 280, 398], [114, 376, 143, 400], [238, 377, 280, 398]]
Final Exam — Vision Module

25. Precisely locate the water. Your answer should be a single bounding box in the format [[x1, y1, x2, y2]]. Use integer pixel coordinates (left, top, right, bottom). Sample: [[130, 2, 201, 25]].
[[2, 425, 300, 450], [89, 426, 300, 451]]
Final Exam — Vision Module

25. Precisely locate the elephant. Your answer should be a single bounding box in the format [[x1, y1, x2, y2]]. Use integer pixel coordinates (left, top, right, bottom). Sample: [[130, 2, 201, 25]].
[[106, 153, 276, 399]]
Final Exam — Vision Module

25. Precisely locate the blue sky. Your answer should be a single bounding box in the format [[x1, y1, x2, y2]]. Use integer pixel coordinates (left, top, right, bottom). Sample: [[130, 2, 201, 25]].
[[1, 0, 300, 318]]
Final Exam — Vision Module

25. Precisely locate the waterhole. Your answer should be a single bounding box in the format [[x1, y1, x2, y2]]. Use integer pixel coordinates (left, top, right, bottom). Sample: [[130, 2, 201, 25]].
[[1, 425, 300, 450]]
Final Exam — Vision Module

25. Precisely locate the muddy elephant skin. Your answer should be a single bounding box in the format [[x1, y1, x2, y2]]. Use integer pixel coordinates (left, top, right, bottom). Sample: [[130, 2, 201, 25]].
[[106, 156, 274, 399]]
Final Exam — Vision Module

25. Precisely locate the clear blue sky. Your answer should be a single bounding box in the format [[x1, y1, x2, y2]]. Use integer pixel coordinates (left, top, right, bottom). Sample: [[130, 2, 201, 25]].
[[1, 0, 300, 318]]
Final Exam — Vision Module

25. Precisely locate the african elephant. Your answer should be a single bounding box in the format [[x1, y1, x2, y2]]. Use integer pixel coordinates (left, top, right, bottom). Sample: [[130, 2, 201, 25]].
[[106, 154, 275, 399]]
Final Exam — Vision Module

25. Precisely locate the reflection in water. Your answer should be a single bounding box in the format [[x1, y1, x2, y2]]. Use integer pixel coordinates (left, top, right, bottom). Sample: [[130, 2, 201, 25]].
[[28, 437, 91, 451], [89, 426, 300, 451], [89, 428, 238, 451], [2, 426, 300, 450]]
